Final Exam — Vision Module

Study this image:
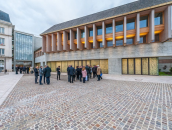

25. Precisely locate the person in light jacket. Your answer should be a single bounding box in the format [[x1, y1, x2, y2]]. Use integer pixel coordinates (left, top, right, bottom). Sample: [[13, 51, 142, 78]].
[[97, 65, 101, 81], [82, 67, 87, 83], [39, 66, 43, 85]]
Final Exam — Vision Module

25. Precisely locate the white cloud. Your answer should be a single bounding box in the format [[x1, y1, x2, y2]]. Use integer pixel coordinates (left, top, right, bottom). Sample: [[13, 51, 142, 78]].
[[0, 0, 137, 36]]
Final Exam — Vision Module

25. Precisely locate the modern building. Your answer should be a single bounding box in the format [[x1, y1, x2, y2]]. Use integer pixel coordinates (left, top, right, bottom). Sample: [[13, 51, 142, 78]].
[[13, 31, 42, 70], [37, 0, 172, 75], [0, 10, 14, 72]]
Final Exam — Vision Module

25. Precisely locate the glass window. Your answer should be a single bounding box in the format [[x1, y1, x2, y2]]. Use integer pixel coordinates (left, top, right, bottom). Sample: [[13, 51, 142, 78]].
[[0, 48, 4, 55], [68, 33, 70, 40], [140, 16, 148, 28], [0, 27, 4, 34], [97, 26, 102, 35], [126, 38, 133, 45], [107, 41, 113, 47], [89, 29, 93, 37], [106, 24, 112, 34], [139, 36, 146, 43], [116, 40, 123, 46], [127, 19, 135, 30], [116, 21, 123, 32], [81, 30, 85, 38], [99, 42, 103, 48], [155, 12, 163, 25], [0, 49, 1, 54], [74, 31, 77, 39], [0, 38, 5, 45]]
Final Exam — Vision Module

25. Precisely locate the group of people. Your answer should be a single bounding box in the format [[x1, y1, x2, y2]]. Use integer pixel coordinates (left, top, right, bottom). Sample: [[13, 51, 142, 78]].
[[15, 66, 33, 74], [66, 65, 102, 83]]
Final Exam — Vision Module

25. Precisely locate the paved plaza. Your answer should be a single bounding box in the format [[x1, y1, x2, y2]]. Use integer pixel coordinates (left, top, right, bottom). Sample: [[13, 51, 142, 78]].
[[0, 74, 172, 130]]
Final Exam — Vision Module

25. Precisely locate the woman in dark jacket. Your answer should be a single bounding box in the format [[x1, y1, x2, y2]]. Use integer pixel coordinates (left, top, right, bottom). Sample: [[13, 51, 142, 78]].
[[76, 66, 80, 80]]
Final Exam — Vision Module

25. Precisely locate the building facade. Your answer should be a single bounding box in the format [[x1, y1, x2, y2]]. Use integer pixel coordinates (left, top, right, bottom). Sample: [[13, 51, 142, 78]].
[[0, 10, 14, 72], [37, 0, 172, 75]]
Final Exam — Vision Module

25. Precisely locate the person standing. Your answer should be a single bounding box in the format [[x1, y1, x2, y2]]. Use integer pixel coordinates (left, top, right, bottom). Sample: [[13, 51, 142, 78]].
[[67, 65, 71, 82], [45, 66, 51, 85], [90, 65, 92, 79], [39, 66, 43, 85], [15, 65, 18, 74], [85, 65, 90, 81], [82, 67, 87, 83], [97, 65, 101, 81], [27, 67, 29, 74], [23, 66, 26, 74], [34, 66, 39, 84], [43, 65, 47, 84], [76, 66, 79, 80], [69, 65, 75, 83], [20, 66, 23, 74], [79, 66, 82, 82], [56, 66, 61, 80]]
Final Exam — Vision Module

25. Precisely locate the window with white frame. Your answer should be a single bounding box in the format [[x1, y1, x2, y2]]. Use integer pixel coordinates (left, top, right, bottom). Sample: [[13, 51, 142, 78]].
[[0, 27, 4, 34], [0, 38, 5, 45], [0, 48, 5, 55]]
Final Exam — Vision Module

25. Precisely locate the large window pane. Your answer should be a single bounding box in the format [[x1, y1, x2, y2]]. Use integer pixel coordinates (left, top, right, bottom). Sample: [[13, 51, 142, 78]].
[[81, 30, 85, 38], [127, 19, 135, 30], [74, 31, 77, 39], [107, 41, 113, 47], [97, 26, 102, 35], [155, 12, 163, 25], [106, 24, 112, 34], [140, 16, 148, 28], [0, 38, 5, 45], [116, 21, 123, 32], [116, 40, 123, 46], [139, 36, 146, 44], [99, 42, 103, 48], [2, 49, 4, 55], [126, 38, 133, 45], [89, 29, 93, 37]]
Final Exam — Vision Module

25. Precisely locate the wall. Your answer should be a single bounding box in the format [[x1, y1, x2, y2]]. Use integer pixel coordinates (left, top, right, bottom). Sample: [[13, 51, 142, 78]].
[[35, 42, 172, 75]]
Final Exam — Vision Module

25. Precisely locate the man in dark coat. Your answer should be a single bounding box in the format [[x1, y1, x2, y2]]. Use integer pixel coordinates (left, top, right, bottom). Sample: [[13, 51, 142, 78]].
[[20, 66, 23, 74], [23, 66, 26, 74], [67, 65, 71, 82], [44, 66, 51, 85], [85, 65, 90, 81], [43, 65, 47, 84], [79, 66, 82, 82], [68, 65, 75, 83], [56, 66, 61, 80], [27, 67, 29, 74], [92, 65, 97, 78], [76, 66, 80, 80], [15, 66, 18, 74], [34, 66, 39, 84]]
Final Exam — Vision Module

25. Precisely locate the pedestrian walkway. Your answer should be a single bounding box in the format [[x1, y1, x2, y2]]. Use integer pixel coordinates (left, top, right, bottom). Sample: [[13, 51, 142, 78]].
[[0, 72, 23, 105]]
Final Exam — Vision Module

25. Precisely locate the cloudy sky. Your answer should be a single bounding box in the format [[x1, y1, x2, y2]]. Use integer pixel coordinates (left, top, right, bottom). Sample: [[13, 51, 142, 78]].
[[0, 0, 138, 36]]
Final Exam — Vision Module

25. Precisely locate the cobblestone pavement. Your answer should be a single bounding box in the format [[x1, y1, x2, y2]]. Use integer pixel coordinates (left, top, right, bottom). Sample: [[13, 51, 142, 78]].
[[0, 74, 172, 130]]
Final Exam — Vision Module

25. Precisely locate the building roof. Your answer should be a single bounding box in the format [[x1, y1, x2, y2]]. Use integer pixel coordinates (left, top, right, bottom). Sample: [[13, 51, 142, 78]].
[[41, 0, 172, 35], [0, 10, 11, 23]]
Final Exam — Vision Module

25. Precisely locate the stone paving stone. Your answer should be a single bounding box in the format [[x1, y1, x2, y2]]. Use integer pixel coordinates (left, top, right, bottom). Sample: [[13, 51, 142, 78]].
[[0, 74, 172, 129]]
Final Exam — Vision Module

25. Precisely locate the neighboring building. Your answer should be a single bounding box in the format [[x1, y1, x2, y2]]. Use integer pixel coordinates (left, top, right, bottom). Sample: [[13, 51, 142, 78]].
[[37, 0, 172, 75], [0, 10, 14, 72]]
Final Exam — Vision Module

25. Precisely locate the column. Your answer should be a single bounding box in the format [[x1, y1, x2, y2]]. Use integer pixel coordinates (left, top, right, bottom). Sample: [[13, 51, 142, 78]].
[[70, 29, 75, 50], [42, 35, 46, 52], [161, 5, 171, 42], [77, 28, 81, 50], [44, 53, 47, 65], [135, 13, 140, 44], [112, 19, 116, 47], [93, 24, 98, 48], [85, 26, 89, 49], [52, 33, 57, 52], [102, 21, 106, 48], [124, 16, 127, 46], [57, 32, 62, 51], [148, 9, 155, 43], [46, 35, 51, 52]]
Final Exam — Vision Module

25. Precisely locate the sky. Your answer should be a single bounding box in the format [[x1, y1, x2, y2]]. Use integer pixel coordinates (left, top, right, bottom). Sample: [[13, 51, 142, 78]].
[[0, 0, 138, 37]]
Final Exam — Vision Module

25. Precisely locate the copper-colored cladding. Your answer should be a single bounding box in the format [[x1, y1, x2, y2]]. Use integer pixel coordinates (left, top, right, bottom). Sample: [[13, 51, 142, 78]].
[[140, 27, 149, 34], [81, 38, 85, 43], [61, 61, 67, 73], [142, 58, 149, 75], [96, 35, 102, 41], [88, 37, 93, 43], [74, 39, 77, 44], [149, 58, 158, 75], [155, 24, 164, 31], [105, 33, 113, 41], [135, 58, 142, 75]]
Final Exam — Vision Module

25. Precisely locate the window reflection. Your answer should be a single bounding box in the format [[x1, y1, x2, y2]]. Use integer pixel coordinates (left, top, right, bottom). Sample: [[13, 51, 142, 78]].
[[81, 30, 85, 38], [126, 38, 133, 45], [140, 16, 148, 28], [107, 41, 113, 47], [89, 29, 93, 37], [106, 24, 112, 34], [99, 42, 103, 48], [116, 39, 123, 46], [97, 26, 102, 35], [155, 12, 163, 25], [127, 19, 135, 30], [68, 33, 70, 40], [139, 36, 146, 44], [116, 21, 123, 32], [74, 31, 77, 39]]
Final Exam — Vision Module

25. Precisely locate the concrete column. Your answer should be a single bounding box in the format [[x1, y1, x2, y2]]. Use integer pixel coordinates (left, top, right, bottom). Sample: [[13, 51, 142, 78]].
[[148, 9, 155, 43], [44, 53, 47, 65], [102, 21, 106, 48], [57, 32, 62, 51], [52, 34, 57, 52], [136, 13, 140, 44], [77, 28, 81, 49], [46, 35, 51, 52], [124, 16, 127, 46], [70, 29, 75, 50], [85, 26, 89, 49], [112, 19, 116, 47], [42, 35, 46, 52], [63, 31, 67, 51], [93, 24, 98, 48], [161, 5, 171, 42]]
